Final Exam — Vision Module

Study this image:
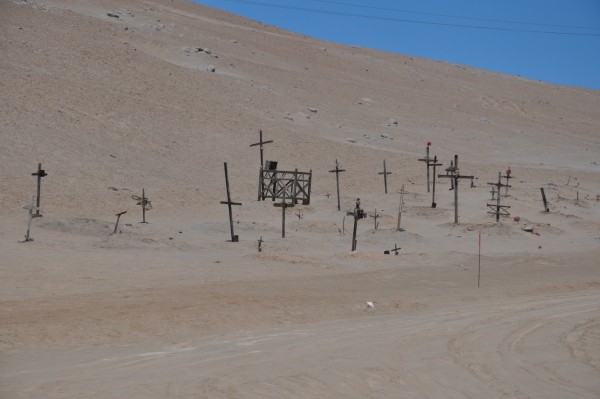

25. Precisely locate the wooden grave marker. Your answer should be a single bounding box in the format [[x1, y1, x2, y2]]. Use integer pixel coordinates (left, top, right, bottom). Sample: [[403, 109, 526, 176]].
[[346, 198, 366, 251], [378, 160, 392, 194], [31, 163, 47, 217], [329, 159, 346, 211], [249, 129, 273, 168], [437, 155, 475, 224], [220, 162, 242, 242]]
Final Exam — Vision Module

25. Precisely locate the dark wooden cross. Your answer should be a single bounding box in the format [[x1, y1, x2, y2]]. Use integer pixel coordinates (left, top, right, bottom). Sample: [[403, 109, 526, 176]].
[[501, 167, 513, 197], [418, 142, 432, 192], [31, 163, 47, 217], [113, 210, 127, 234], [220, 162, 242, 242], [329, 159, 346, 211], [258, 236, 264, 252], [273, 193, 294, 238], [249, 130, 273, 168], [132, 189, 151, 223], [378, 160, 392, 194], [387, 244, 401, 255], [487, 172, 511, 222], [346, 198, 366, 251], [437, 155, 475, 224], [429, 155, 443, 208], [370, 208, 380, 230]]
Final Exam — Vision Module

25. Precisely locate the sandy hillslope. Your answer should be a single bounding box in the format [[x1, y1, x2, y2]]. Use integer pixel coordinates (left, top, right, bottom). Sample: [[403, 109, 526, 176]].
[[1, 0, 599, 398]]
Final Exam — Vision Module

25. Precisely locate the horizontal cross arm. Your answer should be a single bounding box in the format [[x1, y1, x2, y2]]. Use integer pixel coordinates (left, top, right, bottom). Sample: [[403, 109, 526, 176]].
[[220, 201, 242, 206]]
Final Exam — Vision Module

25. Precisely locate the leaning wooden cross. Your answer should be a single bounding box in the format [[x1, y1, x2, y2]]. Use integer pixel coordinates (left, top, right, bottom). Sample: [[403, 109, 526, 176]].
[[220, 162, 242, 242], [329, 159, 345, 211]]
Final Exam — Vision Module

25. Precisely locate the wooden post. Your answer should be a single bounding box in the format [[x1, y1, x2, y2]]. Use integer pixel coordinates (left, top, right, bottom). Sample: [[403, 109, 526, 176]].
[[378, 160, 391, 194], [31, 163, 47, 217], [249, 130, 273, 168], [540, 187, 549, 212], [437, 155, 474, 224], [329, 159, 346, 211], [418, 142, 432, 193], [220, 162, 242, 242], [20, 195, 39, 243], [430, 156, 442, 208], [397, 185, 404, 231], [113, 211, 127, 234]]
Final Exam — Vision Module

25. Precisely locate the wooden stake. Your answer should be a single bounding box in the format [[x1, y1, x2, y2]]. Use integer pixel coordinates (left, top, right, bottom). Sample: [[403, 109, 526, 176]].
[[220, 162, 242, 242], [540, 187, 549, 212], [113, 211, 127, 234]]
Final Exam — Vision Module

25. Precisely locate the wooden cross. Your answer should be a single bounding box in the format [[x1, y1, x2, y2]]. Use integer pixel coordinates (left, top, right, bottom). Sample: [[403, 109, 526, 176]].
[[249, 130, 273, 168], [273, 193, 295, 238], [31, 163, 47, 217], [370, 208, 380, 230], [20, 195, 40, 243], [487, 172, 511, 222], [490, 186, 497, 200], [113, 211, 127, 234], [437, 155, 475, 224], [329, 159, 346, 211], [220, 162, 242, 242], [346, 198, 366, 251], [429, 155, 443, 208], [132, 189, 151, 223], [418, 142, 432, 192], [295, 211, 303, 221], [258, 236, 264, 252], [387, 244, 401, 255], [378, 160, 392, 194], [501, 166, 513, 197]]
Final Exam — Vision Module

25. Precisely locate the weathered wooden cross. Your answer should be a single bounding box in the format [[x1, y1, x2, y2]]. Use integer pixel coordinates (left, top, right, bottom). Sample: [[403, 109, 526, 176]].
[[490, 186, 497, 200], [113, 210, 127, 234], [487, 172, 511, 222], [20, 195, 40, 243], [329, 159, 346, 211], [220, 162, 242, 242], [249, 130, 273, 168], [273, 190, 294, 238], [31, 163, 47, 217], [418, 142, 432, 192], [386, 244, 401, 255], [132, 189, 151, 223], [370, 208, 380, 230], [437, 155, 475, 224], [346, 198, 366, 251], [258, 236, 264, 252], [378, 160, 392, 194], [502, 167, 513, 197], [430, 155, 443, 208]]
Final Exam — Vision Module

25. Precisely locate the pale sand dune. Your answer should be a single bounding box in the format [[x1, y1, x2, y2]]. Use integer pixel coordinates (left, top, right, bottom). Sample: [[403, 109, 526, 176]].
[[1, 0, 599, 397]]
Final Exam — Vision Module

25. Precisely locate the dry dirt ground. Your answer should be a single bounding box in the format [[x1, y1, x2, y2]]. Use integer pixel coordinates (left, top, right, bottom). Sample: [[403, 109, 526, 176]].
[[1, 0, 599, 398]]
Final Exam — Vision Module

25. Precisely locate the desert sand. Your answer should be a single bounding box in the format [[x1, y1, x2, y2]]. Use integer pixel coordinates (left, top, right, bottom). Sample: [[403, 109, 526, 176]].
[[1, 0, 599, 397]]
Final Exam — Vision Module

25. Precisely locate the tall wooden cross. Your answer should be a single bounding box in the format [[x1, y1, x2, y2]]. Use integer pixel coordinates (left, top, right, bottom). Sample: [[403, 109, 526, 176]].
[[20, 195, 40, 243], [418, 142, 432, 192], [220, 162, 242, 242], [370, 208, 380, 230], [249, 130, 273, 168], [346, 198, 366, 251], [378, 160, 392, 194], [329, 159, 345, 211], [437, 155, 474, 224], [430, 155, 443, 208], [273, 191, 294, 238], [487, 172, 511, 222], [31, 163, 47, 217]]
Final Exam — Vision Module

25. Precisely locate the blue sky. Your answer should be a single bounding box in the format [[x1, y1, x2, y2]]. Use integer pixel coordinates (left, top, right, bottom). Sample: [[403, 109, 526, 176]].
[[193, 0, 600, 90]]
